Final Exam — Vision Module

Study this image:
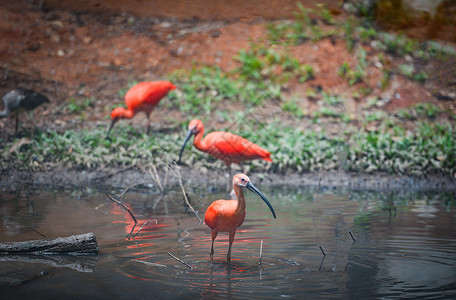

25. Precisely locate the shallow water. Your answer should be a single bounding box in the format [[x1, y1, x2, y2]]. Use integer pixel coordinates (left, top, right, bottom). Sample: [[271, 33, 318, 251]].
[[0, 183, 455, 299]]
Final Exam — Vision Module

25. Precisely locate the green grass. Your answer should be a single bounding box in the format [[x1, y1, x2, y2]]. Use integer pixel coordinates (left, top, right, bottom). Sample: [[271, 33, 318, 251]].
[[66, 97, 97, 114], [4, 5, 456, 179], [3, 119, 455, 176]]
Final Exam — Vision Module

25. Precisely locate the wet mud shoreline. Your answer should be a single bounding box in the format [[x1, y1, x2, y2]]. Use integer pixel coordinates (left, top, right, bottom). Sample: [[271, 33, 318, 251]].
[[1, 167, 455, 191]]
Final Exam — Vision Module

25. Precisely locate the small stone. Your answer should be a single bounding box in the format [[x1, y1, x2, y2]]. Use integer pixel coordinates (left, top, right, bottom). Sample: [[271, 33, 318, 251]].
[[82, 36, 92, 44], [160, 22, 171, 28]]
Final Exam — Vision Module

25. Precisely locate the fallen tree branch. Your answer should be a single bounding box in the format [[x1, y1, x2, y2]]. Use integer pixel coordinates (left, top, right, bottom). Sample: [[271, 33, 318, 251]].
[[0, 232, 98, 255]]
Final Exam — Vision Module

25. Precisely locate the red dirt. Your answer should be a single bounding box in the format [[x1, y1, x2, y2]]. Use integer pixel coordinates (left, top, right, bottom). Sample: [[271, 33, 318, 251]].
[[0, 0, 455, 137]]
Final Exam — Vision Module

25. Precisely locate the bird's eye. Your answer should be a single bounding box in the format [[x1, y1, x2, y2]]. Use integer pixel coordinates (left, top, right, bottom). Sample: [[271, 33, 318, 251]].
[[241, 178, 245, 182]]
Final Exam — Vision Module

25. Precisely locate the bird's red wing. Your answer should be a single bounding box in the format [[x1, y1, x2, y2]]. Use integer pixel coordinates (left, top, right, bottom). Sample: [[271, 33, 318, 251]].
[[209, 132, 271, 164], [204, 202, 220, 230], [125, 81, 173, 111]]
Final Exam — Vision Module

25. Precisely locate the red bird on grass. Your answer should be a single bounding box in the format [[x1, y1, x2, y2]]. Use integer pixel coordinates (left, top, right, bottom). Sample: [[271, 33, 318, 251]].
[[178, 119, 272, 175], [107, 81, 176, 137], [205, 173, 276, 264]]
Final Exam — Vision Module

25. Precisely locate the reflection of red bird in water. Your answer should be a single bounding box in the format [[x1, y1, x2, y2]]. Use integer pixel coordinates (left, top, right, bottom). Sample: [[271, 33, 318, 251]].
[[178, 119, 272, 175], [107, 81, 176, 137], [205, 173, 276, 263]]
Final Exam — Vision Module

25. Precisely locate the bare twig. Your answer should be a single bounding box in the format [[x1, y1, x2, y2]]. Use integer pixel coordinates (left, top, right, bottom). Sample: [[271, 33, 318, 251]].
[[149, 163, 164, 193], [94, 202, 108, 214], [106, 192, 138, 236], [106, 192, 137, 224], [319, 245, 326, 256], [166, 163, 202, 223], [167, 252, 193, 269], [26, 226, 47, 239], [319, 255, 326, 271], [349, 231, 356, 243], [130, 219, 158, 240], [259, 240, 263, 265]]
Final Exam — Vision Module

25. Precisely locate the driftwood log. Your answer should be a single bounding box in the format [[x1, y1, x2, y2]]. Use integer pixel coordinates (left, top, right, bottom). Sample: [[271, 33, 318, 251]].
[[0, 232, 99, 255]]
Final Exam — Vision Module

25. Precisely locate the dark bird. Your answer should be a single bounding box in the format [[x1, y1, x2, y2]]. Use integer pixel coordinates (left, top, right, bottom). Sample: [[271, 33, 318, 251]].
[[0, 88, 50, 138]]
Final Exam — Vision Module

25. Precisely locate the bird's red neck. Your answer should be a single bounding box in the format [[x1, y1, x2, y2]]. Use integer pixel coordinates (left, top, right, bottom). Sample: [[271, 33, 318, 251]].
[[233, 185, 246, 213], [112, 107, 134, 120], [192, 128, 207, 151]]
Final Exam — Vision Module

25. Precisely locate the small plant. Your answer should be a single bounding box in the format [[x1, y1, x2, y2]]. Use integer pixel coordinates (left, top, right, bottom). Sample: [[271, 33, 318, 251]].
[[281, 98, 304, 117], [413, 71, 428, 83], [380, 69, 392, 90], [322, 91, 342, 106], [359, 26, 377, 44], [398, 64, 414, 78], [66, 97, 97, 114], [342, 16, 357, 52], [314, 3, 335, 25]]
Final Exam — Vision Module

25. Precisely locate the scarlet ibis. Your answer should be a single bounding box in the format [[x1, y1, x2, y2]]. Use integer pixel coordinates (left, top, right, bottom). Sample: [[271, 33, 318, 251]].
[[107, 81, 176, 137], [178, 119, 272, 171], [0, 88, 50, 138], [205, 173, 276, 263]]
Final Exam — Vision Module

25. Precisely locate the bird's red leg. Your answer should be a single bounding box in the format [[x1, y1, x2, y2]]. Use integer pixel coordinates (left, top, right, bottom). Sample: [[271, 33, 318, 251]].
[[210, 230, 218, 264], [227, 230, 236, 264]]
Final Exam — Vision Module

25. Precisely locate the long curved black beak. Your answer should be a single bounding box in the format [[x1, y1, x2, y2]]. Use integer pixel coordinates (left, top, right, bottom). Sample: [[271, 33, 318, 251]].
[[246, 181, 276, 219], [106, 118, 118, 139], [178, 129, 194, 164]]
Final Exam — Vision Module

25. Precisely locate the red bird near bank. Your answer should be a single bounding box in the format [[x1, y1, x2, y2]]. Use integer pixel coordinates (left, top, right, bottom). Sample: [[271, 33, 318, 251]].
[[178, 119, 272, 169], [107, 81, 176, 137], [205, 173, 276, 263]]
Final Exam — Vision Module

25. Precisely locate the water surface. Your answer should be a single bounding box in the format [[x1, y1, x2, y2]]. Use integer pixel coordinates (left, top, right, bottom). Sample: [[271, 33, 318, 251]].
[[1, 183, 455, 299]]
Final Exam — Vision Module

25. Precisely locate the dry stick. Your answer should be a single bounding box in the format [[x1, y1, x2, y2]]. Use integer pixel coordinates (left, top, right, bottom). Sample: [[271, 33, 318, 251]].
[[319, 245, 326, 256], [149, 163, 164, 193], [319, 255, 326, 271], [167, 252, 193, 270], [26, 226, 47, 239], [259, 240, 264, 265], [349, 231, 356, 242], [106, 192, 138, 236], [130, 219, 158, 240], [167, 163, 202, 223]]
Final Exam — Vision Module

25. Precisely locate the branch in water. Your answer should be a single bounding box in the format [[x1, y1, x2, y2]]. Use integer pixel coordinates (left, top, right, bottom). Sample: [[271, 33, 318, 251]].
[[167, 252, 193, 269], [0, 232, 98, 255], [319, 245, 326, 256], [130, 219, 158, 240], [106, 192, 138, 236], [259, 240, 263, 265], [349, 231, 356, 242]]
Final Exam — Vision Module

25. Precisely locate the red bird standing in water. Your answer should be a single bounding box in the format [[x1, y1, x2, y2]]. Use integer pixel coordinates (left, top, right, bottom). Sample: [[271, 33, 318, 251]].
[[107, 81, 176, 137], [205, 173, 276, 263], [178, 119, 272, 174]]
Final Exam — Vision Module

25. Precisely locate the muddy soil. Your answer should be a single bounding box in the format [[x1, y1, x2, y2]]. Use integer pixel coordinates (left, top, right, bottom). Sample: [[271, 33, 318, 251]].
[[0, 0, 455, 188]]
